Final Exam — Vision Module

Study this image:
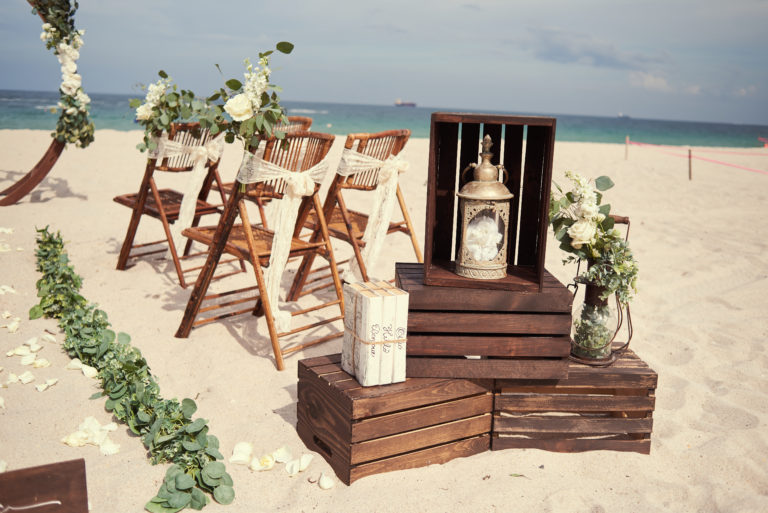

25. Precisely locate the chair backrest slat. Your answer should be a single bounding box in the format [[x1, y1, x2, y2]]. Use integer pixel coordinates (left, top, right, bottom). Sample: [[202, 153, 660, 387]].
[[341, 129, 410, 190], [276, 115, 313, 133], [157, 122, 215, 172]]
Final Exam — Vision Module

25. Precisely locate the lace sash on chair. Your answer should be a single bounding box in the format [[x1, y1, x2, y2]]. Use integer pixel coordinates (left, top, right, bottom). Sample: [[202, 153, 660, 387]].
[[335, 148, 409, 282], [236, 152, 330, 332], [149, 133, 225, 254]]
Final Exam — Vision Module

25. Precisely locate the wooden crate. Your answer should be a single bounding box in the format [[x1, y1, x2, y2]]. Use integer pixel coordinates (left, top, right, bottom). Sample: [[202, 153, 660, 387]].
[[492, 348, 657, 454], [396, 262, 572, 379], [296, 354, 493, 485], [425, 113, 556, 292]]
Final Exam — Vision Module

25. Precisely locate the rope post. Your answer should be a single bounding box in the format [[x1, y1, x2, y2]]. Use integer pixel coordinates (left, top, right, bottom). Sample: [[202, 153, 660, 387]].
[[688, 148, 692, 180], [625, 135, 629, 160]]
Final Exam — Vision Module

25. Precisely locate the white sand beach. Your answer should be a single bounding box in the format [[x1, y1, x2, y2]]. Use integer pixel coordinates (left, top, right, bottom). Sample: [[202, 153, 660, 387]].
[[1, 129, 767, 512]]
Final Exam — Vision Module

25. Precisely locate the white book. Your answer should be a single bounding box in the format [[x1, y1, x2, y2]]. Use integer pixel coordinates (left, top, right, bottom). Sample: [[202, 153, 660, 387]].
[[341, 283, 359, 375], [354, 287, 383, 386], [383, 283, 409, 383], [368, 286, 395, 386]]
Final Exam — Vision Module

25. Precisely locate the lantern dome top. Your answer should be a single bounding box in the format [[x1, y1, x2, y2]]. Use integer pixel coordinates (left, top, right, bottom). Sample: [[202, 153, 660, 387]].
[[458, 135, 513, 201]]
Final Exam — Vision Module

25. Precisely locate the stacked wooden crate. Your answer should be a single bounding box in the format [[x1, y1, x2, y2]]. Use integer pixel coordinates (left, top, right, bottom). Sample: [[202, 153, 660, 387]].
[[295, 113, 656, 484]]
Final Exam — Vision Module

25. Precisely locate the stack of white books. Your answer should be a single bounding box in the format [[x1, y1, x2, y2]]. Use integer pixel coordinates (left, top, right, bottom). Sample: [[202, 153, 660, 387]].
[[341, 281, 409, 386]]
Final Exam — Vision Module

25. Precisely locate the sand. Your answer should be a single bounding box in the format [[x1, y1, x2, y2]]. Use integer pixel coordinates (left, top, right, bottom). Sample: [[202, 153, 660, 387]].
[[1, 128, 767, 513]]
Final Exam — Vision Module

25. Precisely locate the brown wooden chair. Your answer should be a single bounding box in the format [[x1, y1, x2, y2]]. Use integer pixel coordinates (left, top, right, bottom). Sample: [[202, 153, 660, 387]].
[[114, 122, 240, 288], [175, 131, 343, 370], [214, 116, 314, 228], [289, 129, 422, 299]]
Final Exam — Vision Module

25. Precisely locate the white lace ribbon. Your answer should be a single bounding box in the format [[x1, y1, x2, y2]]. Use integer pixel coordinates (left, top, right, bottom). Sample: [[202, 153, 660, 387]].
[[236, 152, 329, 332], [149, 133, 225, 255], [335, 148, 409, 282]]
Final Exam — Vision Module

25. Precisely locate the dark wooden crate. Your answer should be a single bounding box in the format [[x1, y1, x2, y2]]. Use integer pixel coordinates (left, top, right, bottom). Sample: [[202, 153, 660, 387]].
[[396, 262, 572, 379], [0, 458, 88, 513], [492, 348, 657, 454], [296, 354, 493, 485], [425, 113, 556, 292]]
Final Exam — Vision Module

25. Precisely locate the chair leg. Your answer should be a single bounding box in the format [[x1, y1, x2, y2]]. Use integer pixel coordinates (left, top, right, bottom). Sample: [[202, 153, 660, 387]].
[[116, 166, 154, 271], [150, 182, 187, 288], [237, 201, 285, 370], [312, 194, 345, 318], [336, 193, 369, 282], [175, 189, 244, 338], [396, 184, 423, 263]]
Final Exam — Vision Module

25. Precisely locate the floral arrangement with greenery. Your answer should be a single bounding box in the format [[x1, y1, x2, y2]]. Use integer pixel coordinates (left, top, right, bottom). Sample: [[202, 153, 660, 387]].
[[31, 0, 94, 148], [129, 72, 210, 153], [549, 170, 639, 305]]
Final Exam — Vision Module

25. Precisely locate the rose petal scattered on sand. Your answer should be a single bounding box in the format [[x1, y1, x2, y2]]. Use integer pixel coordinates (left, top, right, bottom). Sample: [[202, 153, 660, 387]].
[[32, 358, 51, 368], [299, 453, 313, 471], [81, 364, 98, 378], [7, 345, 31, 357], [16, 248, 23, 252], [229, 442, 254, 465], [28, 342, 43, 353], [0, 243, 11, 253], [249, 454, 275, 471], [0, 366, 4, 373], [62, 416, 120, 455], [6, 373, 19, 385], [0, 460, 7, 473], [35, 378, 58, 392], [1, 311, 10, 319], [285, 459, 301, 476], [272, 446, 292, 463], [7, 320, 20, 333], [66, 358, 83, 370], [19, 371, 35, 384], [0, 396, 5, 409], [0, 285, 16, 295], [20, 354, 37, 366], [318, 472, 335, 490], [41, 333, 57, 343], [0, 227, 13, 234]]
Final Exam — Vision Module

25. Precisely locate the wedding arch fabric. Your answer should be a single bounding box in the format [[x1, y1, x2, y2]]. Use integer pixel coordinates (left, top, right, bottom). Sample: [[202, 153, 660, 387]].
[[335, 148, 409, 282], [236, 152, 330, 332], [148, 133, 225, 254]]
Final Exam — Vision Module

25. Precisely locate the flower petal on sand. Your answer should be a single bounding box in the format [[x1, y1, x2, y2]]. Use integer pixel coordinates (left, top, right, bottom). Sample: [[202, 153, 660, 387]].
[[66, 358, 83, 370], [230, 442, 254, 465], [8, 345, 31, 357], [0, 396, 5, 409], [21, 354, 37, 366], [62, 430, 90, 447], [249, 454, 275, 471], [272, 446, 292, 463], [299, 453, 314, 471], [81, 365, 98, 378], [0, 285, 16, 295], [32, 358, 51, 368], [285, 459, 301, 476], [19, 371, 35, 384], [41, 333, 56, 343], [0, 460, 6, 473], [7, 320, 20, 333], [1, 311, 10, 319], [99, 438, 120, 456], [318, 472, 335, 490]]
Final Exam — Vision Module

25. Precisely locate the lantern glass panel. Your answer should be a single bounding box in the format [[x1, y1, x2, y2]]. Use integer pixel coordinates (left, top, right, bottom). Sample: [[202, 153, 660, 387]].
[[465, 207, 505, 262]]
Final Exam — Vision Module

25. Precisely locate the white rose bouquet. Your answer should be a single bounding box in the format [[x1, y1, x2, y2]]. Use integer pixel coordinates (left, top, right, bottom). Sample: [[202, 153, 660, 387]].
[[549, 170, 638, 305], [204, 42, 294, 152]]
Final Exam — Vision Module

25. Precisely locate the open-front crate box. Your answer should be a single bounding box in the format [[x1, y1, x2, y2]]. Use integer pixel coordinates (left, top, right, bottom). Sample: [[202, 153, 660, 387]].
[[492, 348, 657, 454], [425, 113, 556, 291], [396, 262, 572, 379], [296, 354, 492, 485]]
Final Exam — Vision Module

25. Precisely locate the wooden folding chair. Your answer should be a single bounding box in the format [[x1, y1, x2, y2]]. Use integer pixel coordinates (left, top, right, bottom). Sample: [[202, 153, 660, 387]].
[[114, 122, 241, 288], [175, 131, 343, 370], [214, 116, 314, 227], [289, 129, 422, 299]]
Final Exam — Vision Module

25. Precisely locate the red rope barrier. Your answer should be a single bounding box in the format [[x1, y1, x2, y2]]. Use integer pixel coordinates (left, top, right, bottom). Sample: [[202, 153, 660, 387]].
[[627, 140, 768, 176]]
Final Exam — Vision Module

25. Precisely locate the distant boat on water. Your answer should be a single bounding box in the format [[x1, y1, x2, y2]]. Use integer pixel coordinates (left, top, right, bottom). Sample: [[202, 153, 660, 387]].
[[394, 98, 416, 107]]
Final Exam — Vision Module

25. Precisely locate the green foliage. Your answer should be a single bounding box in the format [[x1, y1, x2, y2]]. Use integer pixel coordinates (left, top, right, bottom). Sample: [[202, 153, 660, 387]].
[[30, 227, 232, 512]]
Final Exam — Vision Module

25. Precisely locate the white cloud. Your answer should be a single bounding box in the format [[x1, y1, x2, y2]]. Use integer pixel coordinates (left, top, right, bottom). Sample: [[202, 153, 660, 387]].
[[629, 71, 673, 92], [684, 85, 702, 95]]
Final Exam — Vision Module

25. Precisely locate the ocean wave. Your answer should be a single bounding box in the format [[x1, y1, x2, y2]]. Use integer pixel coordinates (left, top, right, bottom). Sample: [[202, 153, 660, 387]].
[[287, 108, 329, 115]]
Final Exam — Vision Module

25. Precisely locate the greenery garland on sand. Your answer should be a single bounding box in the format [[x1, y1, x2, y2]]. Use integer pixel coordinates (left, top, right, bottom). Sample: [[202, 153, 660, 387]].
[[29, 227, 233, 512], [30, 0, 94, 148]]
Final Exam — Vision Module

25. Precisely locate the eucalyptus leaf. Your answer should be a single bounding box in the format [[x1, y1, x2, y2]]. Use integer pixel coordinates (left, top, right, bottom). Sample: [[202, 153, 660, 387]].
[[202, 461, 226, 479], [175, 473, 195, 491], [276, 41, 294, 54], [29, 304, 44, 320], [595, 175, 615, 191], [185, 418, 206, 434], [213, 484, 235, 505], [189, 488, 208, 510], [225, 79, 242, 91], [181, 398, 197, 419], [167, 491, 191, 509], [182, 440, 202, 451], [158, 70, 168, 79]]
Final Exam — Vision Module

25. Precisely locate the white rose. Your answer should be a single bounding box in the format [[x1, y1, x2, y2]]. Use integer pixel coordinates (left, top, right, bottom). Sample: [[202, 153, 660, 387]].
[[66, 107, 77, 115], [224, 93, 254, 122], [568, 220, 597, 249], [576, 201, 599, 220], [60, 73, 82, 96], [135, 103, 154, 121], [60, 59, 77, 75]]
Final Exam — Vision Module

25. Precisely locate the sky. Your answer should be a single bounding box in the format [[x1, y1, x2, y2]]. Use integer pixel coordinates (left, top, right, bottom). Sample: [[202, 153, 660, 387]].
[[1, 0, 767, 125]]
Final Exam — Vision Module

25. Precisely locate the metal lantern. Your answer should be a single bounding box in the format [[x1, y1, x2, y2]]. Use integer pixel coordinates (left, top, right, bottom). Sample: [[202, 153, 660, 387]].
[[455, 135, 513, 280]]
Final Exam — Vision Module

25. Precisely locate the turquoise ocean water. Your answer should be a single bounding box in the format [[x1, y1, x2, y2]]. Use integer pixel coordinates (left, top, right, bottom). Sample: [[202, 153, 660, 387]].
[[2, 89, 767, 148]]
